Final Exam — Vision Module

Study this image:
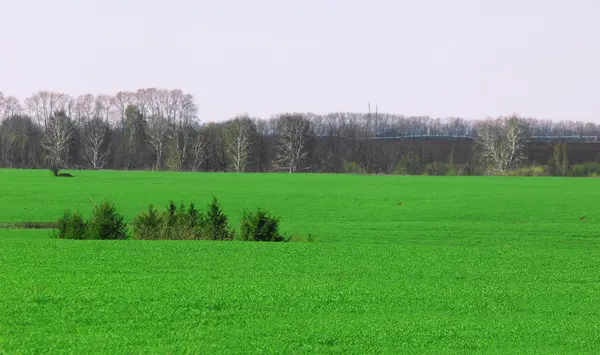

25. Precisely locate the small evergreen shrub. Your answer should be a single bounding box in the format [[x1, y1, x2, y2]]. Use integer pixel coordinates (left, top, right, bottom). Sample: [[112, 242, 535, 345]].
[[198, 196, 235, 240], [239, 208, 287, 242], [165, 201, 180, 228], [169, 201, 202, 240], [86, 200, 128, 240], [52, 209, 88, 239], [131, 204, 164, 240], [187, 202, 200, 230]]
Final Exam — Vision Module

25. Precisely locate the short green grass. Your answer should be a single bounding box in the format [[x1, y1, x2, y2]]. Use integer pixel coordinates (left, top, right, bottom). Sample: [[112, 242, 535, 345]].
[[1, 169, 600, 353]]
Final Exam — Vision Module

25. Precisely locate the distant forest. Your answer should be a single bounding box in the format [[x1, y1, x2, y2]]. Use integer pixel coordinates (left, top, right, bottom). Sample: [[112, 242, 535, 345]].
[[1, 88, 599, 176]]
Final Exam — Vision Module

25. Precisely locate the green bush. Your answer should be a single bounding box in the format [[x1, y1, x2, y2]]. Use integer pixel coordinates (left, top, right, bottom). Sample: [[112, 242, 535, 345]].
[[507, 166, 547, 176], [423, 162, 456, 176], [444, 165, 459, 176], [171, 201, 202, 240], [131, 204, 164, 240], [343, 161, 364, 174], [569, 163, 600, 177], [395, 152, 422, 175], [198, 196, 235, 241], [52, 209, 88, 240], [187, 202, 200, 230], [239, 208, 287, 242], [87, 200, 128, 240]]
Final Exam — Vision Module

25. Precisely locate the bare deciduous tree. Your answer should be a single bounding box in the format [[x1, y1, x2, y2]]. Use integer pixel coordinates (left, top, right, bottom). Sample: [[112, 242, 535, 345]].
[[191, 128, 206, 172], [137, 88, 175, 170], [0, 92, 22, 120], [0, 121, 13, 167], [110, 92, 137, 168], [74, 94, 97, 122], [42, 112, 74, 175], [95, 94, 114, 123], [122, 105, 146, 170], [81, 117, 110, 169], [167, 91, 197, 171], [25, 91, 70, 127], [475, 116, 524, 174], [224, 114, 256, 172], [548, 142, 569, 176], [253, 118, 274, 172], [0, 115, 41, 168], [146, 114, 169, 170], [111, 91, 136, 121], [274, 114, 312, 173], [203, 123, 226, 171]]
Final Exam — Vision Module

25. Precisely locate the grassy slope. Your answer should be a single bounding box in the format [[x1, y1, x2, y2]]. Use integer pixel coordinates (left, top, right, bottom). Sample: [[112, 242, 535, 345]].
[[1, 169, 600, 353]]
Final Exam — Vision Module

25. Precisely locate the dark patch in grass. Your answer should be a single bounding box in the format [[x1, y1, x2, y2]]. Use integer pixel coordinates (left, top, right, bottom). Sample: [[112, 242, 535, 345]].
[[55, 173, 74, 178], [0, 221, 57, 229], [50, 167, 74, 177]]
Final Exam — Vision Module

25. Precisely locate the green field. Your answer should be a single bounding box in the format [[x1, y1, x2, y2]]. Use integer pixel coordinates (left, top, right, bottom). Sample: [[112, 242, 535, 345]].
[[1, 169, 600, 353]]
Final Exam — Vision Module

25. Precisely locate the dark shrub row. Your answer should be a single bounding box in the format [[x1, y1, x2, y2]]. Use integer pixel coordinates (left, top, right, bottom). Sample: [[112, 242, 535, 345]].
[[52, 197, 291, 242], [131, 197, 236, 240], [53, 200, 128, 240]]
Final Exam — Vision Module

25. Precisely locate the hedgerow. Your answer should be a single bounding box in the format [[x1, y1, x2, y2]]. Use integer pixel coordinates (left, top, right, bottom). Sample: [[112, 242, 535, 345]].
[[131, 197, 235, 241], [52, 196, 295, 242]]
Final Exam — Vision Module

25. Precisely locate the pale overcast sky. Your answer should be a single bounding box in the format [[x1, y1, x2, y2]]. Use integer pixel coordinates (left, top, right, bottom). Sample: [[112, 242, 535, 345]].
[[1, 0, 598, 122]]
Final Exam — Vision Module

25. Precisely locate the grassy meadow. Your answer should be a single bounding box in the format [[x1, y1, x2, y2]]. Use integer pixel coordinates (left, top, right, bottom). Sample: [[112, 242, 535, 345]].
[[1, 169, 600, 353]]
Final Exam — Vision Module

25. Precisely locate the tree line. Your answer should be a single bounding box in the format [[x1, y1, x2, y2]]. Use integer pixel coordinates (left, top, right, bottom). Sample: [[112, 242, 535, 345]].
[[1, 88, 599, 175]]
